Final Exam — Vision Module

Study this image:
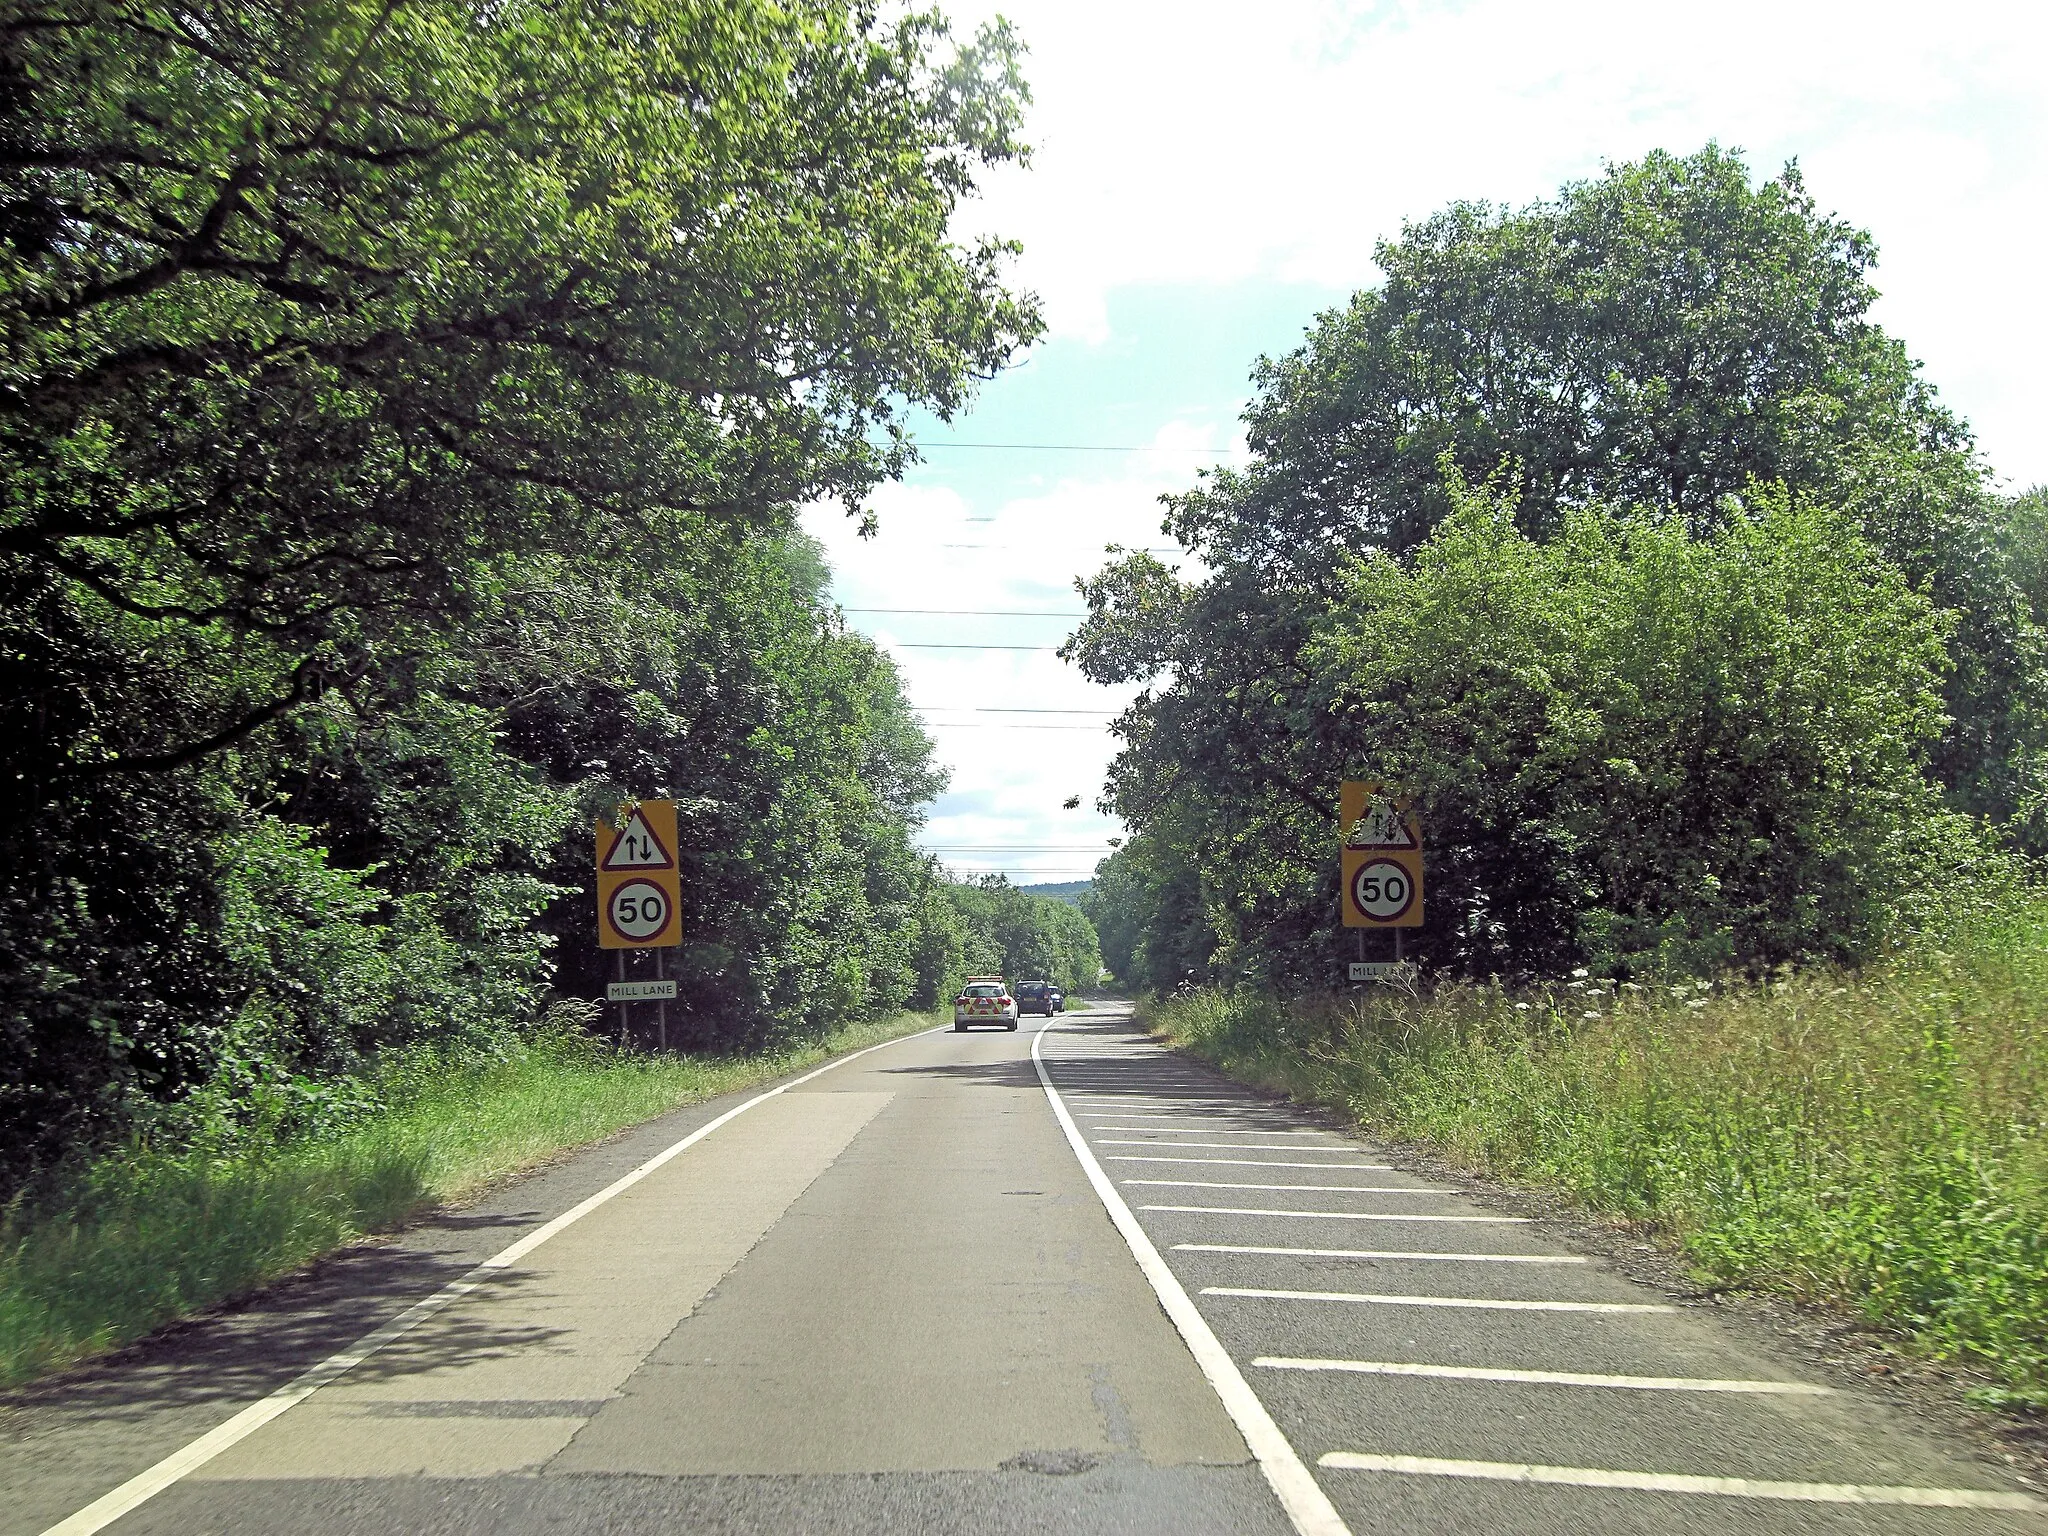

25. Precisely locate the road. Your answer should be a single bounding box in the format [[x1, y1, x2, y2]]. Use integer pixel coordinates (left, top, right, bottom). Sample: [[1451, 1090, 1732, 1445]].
[[5, 1002, 2042, 1534]]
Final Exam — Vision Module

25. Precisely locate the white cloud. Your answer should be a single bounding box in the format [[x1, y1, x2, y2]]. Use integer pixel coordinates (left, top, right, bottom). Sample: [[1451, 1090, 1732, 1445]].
[[949, 0, 2047, 479]]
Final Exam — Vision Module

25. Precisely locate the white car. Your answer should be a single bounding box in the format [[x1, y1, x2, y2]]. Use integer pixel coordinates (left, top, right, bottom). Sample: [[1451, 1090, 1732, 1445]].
[[953, 978, 1019, 1031]]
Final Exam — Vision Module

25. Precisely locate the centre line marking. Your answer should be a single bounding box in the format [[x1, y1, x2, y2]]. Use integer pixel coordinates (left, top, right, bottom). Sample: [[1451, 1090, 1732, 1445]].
[[1176, 1244, 1585, 1264], [1145, 1204, 1526, 1224], [38, 1023, 951, 1536], [1316, 1454, 2043, 1511], [1033, 1020, 1351, 1536], [1110, 1156, 1390, 1169], [1127, 1180, 1446, 1194], [1205, 1286, 1674, 1314], [1256, 1358, 1832, 1393]]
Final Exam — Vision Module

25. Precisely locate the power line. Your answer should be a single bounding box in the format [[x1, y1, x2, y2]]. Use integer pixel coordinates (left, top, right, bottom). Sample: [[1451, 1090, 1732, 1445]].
[[893, 642, 1060, 651], [917, 707, 1116, 714], [917, 442, 1239, 453], [845, 607, 1085, 617], [939, 544, 1182, 552]]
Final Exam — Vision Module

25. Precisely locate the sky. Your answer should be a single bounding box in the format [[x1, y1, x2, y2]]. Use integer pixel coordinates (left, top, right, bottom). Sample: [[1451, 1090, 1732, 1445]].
[[800, 0, 2048, 887]]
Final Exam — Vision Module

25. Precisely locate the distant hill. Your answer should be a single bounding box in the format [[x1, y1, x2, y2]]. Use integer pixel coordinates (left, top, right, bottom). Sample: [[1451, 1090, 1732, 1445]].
[[1018, 880, 1091, 905]]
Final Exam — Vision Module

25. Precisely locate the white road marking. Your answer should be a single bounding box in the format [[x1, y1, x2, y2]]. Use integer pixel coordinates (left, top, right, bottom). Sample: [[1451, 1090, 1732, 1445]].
[[1097, 1139, 1364, 1152], [38, 1024, 951, 1536], [1144, 1205, 1528, 1224], [1205, 1285, 1674, 1314], [1032, 1020, 1353, 1536], [1317, 1453, 2044, 1511], [1175, 1244, 1584, 1264], [1127, 1180, 1446, 1194], [1255, 1358, 1833, 1393], [1110, 1156, 1393, 1169], [1086, 1123, 1336, 1135]]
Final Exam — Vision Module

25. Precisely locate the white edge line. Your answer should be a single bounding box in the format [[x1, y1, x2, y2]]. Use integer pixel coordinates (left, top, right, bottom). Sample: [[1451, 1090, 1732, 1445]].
[[1253, 1358, 1834, 1393], [39, 1023, 949, 1536], [1316, 1453, 2046, 1511], [1174, 1244, 1585, 1264], [1032, 1019, 1352, 1536], [1205, 1285, 1674, 1314]]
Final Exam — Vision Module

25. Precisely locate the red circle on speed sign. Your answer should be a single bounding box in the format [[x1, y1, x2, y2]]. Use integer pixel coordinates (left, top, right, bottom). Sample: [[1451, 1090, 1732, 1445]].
[[1350, 857, 1415, 922], [607, 878, 674, 943]]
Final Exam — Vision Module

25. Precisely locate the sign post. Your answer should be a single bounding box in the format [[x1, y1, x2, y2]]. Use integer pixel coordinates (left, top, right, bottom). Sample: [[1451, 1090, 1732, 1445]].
[[596, 800, 683, 1047], [1340, 781, 1422, 983]]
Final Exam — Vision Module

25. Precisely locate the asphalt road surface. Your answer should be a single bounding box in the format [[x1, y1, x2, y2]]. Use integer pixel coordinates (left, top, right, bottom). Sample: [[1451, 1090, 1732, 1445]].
[[6, 1002, 2043, 1535]]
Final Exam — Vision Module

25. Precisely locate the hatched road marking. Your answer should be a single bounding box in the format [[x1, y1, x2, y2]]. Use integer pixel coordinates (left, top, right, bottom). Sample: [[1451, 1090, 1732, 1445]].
[[1126, 1181, 1448, 1194], [1049, 1013, 2047, 1529], [1174, 1244, 1585, 1264], [1097, 1139, 1366, 1152], [1205, 1285, 1675, 1314], [1086, 1123, 1336, 1135], [1110, 1156, 1397, 1169], [1143, 1204, 1528, 1224], [1255, 1358, 1834, 1393], [1317, 1453, 2046, 1511]]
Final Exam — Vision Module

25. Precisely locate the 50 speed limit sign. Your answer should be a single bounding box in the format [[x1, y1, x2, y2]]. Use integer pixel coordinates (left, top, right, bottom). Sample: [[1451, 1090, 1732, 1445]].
[[1341, 847, 1423, 928], [1348, 857, 1416, 922], [596, 801, 681, 949]]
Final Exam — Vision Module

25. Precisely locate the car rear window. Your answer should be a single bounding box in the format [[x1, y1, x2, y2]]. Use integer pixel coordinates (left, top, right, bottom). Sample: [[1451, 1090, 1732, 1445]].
[[964, 984, 1003, 998]]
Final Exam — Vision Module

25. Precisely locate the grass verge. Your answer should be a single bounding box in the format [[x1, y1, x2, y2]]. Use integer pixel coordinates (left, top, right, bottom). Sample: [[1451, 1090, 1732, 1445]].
[[0, 1010, 939, 1388], [1144, 909, 2048, 1409]]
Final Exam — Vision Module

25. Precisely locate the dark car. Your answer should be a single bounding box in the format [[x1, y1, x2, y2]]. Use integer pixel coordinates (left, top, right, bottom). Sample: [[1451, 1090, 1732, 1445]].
[[1014, 980, 1063, 1017]]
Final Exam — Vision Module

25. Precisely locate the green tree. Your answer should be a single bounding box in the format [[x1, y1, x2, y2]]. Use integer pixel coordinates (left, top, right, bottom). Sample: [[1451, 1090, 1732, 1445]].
[[1153, 145, 2042, 830], [0, 0, 1040, 1172], [944, 878, 1102, 994], [1078, 469, 1987, 985]]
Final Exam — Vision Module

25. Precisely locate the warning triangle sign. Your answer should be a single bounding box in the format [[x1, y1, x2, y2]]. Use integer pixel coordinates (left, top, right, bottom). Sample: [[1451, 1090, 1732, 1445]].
[[602, 806, 675, 870], [1345, 798, 1419, 850]]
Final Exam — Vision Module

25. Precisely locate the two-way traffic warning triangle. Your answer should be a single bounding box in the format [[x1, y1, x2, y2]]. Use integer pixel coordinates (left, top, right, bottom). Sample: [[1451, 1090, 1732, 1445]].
[[601, 805, 676, 870], [1345, 797, 1419, 849]]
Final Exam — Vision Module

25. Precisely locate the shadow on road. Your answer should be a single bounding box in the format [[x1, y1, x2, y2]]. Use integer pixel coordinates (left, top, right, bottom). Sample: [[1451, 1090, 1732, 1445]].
[[0, 1210, 569, 1439]]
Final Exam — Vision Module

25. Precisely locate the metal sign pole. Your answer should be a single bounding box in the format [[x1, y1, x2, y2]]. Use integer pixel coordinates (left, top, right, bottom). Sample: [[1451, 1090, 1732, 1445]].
[[616, 949, 627, 1046], [656, 946, 667, 1053]]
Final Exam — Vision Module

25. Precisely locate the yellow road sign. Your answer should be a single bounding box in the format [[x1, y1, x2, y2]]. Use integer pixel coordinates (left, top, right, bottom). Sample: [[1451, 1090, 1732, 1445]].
[[597, 800, 681, 949], [1340, 781, 1423, 928]]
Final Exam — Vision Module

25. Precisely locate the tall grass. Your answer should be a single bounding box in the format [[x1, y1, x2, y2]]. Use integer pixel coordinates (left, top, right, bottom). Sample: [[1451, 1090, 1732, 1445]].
[[1146, 907, 2048, 1405], [0, 1012, 939, 1387]]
